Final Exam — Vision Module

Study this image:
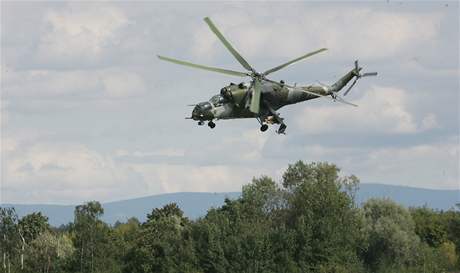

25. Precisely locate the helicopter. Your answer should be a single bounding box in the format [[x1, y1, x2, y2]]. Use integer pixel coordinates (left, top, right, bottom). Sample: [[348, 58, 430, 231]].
[[158, 17, 377, 134]]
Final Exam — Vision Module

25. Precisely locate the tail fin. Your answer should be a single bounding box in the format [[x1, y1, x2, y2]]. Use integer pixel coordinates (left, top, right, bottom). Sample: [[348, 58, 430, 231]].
[[331, 60, 377, 95], [331, 61, 360, 92]]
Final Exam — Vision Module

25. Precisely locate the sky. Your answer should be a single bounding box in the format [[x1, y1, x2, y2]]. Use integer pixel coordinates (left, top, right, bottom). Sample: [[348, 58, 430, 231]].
[[1, 1, 459, 204]]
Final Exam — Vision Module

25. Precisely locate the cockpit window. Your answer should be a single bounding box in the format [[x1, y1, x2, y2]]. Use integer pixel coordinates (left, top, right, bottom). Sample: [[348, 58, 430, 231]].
[[198, 102, 212, 110], [210, 95, 226, 106]]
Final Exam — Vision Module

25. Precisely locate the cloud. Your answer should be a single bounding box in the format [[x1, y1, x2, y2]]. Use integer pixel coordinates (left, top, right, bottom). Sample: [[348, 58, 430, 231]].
[[2, 136, 268, 204], [115, 148, 186, 158], [3, 141, 147, 204], [358, 139, 459, 189], [420, 113, 439, 131], [37, 3, 129, 63], [296, 86, 438, 134], [129, 163, 259, 194], [4, 68, 146, 100], [264, 138, 459, 190], [191, 7, 441, 62], [220, 130, 271, 161]]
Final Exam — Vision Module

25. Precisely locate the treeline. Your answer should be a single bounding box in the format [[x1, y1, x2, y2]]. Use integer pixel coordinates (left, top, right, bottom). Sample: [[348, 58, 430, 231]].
[[1, 161, 459, 273]]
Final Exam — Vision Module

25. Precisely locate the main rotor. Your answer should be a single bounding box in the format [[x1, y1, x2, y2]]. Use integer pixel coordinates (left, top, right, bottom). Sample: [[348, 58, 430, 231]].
[[158, 17, 328, 114]]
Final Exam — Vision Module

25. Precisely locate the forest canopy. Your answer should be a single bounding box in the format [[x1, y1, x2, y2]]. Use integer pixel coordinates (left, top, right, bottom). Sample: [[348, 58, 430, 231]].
[[1, 161, 459, 273]]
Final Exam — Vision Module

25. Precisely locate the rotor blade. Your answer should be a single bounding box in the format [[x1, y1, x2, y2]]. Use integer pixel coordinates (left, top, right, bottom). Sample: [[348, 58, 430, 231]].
[[343, 78, 358, 96], [335, 96, 358, 107], [249, 78, 262, 113], [203, 17, 255, 72], [361, 72, 378, 77], [263, 48, 328, 76], [158, 55, 249, 77]]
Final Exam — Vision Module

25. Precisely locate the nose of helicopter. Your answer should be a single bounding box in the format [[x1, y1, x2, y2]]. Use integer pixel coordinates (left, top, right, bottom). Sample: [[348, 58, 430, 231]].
[[191, 102, 214, 120]]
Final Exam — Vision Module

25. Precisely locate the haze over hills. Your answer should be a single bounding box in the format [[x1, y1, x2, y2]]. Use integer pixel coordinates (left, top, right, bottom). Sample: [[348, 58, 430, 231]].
[[2, 183, 459, 227]]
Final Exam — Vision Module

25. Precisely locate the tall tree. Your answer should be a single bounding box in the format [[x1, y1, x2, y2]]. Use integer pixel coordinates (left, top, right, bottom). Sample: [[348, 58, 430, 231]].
[[411, 207, 447, 247], [124, 203, 198, 273], [17, 212, 51, 271], [0, 207, 22, 273], [19, 212, 50, 244], [362, 198, 421, 271], [24, 231, 74, 273], [71, 201, 120, 273], [282, 161, 365, 272]]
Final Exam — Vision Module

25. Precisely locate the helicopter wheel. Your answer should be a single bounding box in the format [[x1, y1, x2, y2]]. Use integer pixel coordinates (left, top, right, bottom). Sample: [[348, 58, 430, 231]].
[[208, 121, 216, 129], [198, 121, 204, 126], [260, 124, 268, 132]]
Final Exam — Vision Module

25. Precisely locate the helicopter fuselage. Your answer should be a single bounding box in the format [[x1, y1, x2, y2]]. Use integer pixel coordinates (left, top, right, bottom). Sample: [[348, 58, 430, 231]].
[[191, 81, 325, 122]]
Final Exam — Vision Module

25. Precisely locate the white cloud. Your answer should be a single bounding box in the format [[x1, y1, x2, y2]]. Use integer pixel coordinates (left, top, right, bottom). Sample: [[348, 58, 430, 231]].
[[278, 139, 459, 190], [37, 3, 129, 62], [3, 141, 147, 204], [358, 139, 459, 189], [115, 148, 185, 158], [421, 113, 439, 131], [2, 136, 269, 204], [4, 68, 146, 99], [129, 163, 260, 194], [221, 129, 271, 161], [191, 8, 441, 62], [101, 70, 146, 98], [296, 86, 438, 134]]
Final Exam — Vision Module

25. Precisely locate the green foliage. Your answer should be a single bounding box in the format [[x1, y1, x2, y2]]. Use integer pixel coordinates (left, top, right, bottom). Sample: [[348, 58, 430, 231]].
[[24, 231, 74, 273], [282, 161, 365, 272], [19, 212, 50, 244], [2, 161, 459, 273], [442, 210, 460, 261], [362, 198, 421, 270], [411, 206, 447, 247], [124, 203, 199, 273], [0, 207, 21, 273], [70, 201, 121, 273]]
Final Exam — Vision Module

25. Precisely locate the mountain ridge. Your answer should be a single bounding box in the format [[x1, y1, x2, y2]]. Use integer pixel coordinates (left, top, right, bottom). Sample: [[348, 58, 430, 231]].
[[2, 183, 459, 227]]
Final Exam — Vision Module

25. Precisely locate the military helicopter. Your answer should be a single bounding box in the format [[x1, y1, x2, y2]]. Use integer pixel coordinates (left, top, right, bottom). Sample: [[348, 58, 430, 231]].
[[158, 17, 377, 134]]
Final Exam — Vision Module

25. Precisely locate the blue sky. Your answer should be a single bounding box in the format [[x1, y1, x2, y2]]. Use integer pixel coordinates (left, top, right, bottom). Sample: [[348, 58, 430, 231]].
[[1, 1, 458, 204]]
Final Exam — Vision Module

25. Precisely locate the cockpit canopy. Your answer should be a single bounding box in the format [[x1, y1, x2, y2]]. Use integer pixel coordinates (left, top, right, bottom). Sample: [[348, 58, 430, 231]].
[[198, 101, 212, 110], [210, 94, 226, 107]]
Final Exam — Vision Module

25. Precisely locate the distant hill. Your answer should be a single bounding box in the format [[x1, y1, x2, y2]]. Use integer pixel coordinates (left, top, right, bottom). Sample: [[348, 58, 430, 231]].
[[2, 184, 459, 227]]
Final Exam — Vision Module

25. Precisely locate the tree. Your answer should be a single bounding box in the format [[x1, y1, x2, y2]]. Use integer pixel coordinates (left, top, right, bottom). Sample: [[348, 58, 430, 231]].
[[410, 207, 447, 247], [282, 161, 365, 272], [124, 203, 198, 273], [19, 212, 50, 244], [24, 231, 74, 273], [362, 199, 421, 271], [113, 217, 140, 273], [442, 210, 460, 264], [70, 201, 120, 273], [241, 176, 286, 217], [191, 162, 365, 273], [0, 207, 22, 273]]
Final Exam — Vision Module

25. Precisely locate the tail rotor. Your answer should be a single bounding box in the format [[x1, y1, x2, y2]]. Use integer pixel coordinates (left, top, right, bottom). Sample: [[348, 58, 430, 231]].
[[343, 60, 377, 96]]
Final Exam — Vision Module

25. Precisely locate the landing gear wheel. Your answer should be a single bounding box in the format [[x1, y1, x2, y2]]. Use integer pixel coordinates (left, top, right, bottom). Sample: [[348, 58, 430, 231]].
[[198, 121, 204, 126], [277, 124, 287, 134], [260, 124, 268, 132], [208, 121, 216, 129]]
